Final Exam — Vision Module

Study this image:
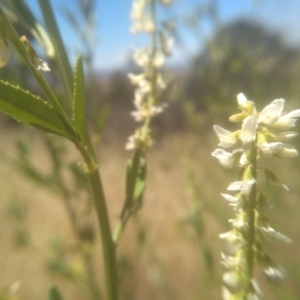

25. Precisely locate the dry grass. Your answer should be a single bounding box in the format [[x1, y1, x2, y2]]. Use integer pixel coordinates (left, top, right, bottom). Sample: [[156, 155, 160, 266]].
[[0, 126, 299, 300]]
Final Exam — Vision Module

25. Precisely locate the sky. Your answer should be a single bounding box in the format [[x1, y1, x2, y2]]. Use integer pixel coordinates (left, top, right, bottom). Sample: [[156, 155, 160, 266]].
[[26, 0, 300, 72]]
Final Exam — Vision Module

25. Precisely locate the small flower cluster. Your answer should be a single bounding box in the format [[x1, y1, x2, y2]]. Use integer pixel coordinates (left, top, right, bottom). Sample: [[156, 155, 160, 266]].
[[130, 0, 172, 33], [212, 93, 299, 299], [126, 0, 173, 151]]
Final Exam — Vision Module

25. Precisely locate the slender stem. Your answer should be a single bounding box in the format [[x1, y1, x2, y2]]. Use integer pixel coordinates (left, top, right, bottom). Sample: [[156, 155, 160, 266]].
[[76, 137, 119, 300], [38, 0, 74, 110], [245, 139, 258, 294]]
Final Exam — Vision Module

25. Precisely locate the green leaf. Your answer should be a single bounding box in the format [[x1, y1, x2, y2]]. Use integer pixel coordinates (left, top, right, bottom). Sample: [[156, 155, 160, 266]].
[[0, 80, 69, 137], [47, 285, 64, 300], [126, 150, 147, 207], [72, 55, 86, 137]]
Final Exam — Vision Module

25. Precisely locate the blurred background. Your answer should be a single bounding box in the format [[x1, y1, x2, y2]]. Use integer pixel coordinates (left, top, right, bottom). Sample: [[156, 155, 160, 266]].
[[0, 0, 300, 299]]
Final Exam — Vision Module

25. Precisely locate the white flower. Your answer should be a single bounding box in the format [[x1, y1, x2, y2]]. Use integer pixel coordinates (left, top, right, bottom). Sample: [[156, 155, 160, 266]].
[[237, 93, 256, 114], [264, 266, 286, 282], [229, 212, 248, 230], [273, 109, 300, 130], [258, 142, 298, 158], [223, 271, 243, 292], [128, 73, 145, 85], [237, 93, 248, 107], [35, 59, 50, 72], [133, 48, 149, 67], [138, 79, 151, 93], [221, 252, 246, 269], [258, 226, 292, 243], [221, 193, 239, 203], [212, 149, 237, 168], [239, 151, 249, 166], [0, 38, 10, 68], [131, 108, 148, 122], [240, 116, 257, 145], [125, 133, 140, 150], [258, 98, 300, 129], [130, 0, 155, 33], [153, 51, 164, 68], [213, 125, 237, 148], [257, 99, 284, 125], [133, 89, 144, 108], [150, 104, 167, 117], [219, 230, 245, 253], [227, 180, 255, 196], [221, 193, 240, 210]]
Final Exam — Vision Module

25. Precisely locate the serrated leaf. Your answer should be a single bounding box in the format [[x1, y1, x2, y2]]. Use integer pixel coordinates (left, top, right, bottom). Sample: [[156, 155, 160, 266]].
[[0, 80, 70, 137], [72, 56, 85, 137], [47, 285, 64, 300], [126, 150, 147, 207]]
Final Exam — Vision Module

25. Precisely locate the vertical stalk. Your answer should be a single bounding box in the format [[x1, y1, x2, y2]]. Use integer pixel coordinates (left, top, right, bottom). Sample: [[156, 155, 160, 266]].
[[38, 0, 74, 109], [245, 139, 258, 294], [77, 138, 119, 300]]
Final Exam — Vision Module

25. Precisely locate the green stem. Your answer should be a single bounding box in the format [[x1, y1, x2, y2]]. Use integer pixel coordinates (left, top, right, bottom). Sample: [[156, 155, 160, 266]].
[[76, 136, 119, 300], [245, 139, 258, 295], [38, 0, 74, 110]]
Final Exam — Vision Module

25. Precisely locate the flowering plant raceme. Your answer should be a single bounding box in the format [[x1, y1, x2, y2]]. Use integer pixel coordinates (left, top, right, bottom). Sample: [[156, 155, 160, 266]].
[[126, 0, 173, 151], [212, 93, 300, 299]]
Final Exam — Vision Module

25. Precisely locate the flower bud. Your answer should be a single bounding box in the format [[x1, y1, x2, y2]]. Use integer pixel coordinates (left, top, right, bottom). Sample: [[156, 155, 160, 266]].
[[229, 112, 248, 122]]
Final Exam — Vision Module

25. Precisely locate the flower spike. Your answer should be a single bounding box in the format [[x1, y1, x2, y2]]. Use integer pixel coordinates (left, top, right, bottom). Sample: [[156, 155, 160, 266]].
[[212, 93, 299, 299]]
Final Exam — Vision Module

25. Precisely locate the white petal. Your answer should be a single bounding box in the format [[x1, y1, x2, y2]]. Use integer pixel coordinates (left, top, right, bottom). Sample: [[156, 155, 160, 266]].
[[259, 142, 298, 158], [264, 266, 286, 282], [128, 73, 145, 85], [213, 125, 237, 148], [257, 99, 285, 125], [240, 116, 257, 145], [212, 149, 235, 168], [227, 180, 255, 195], [221, 253, 245, 269], [153, 51, 164, 67], [279, 147, 298, 157], [239, 152, 249, 166], [223, 271, 242, 292], [221, 193, 239, 202], [229, 215, 248, 229], [259, 226, 292, 243], [280, 109, 300, 119], [219, 230, 245, 252], [237, 93, 248, 107]]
